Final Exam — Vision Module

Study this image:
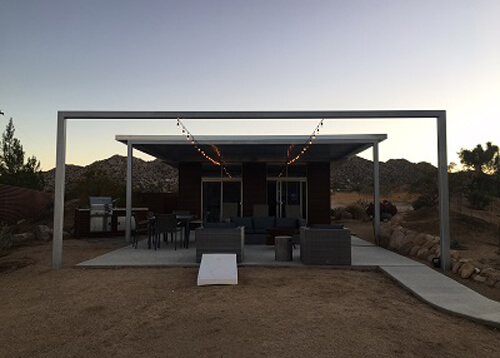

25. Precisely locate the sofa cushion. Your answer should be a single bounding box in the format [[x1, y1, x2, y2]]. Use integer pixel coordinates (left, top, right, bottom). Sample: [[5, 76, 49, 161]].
[[276, 217, 298, 229], [203, 222, 236, 229], [231, 217, 254, 233], [253, 216, 275, 234], [310, 224, 344, 230]]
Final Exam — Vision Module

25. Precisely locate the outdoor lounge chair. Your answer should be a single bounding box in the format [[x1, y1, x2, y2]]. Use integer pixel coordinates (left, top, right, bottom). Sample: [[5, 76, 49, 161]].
[[195, 226, 245, 263], [300, 227, 351, 265]]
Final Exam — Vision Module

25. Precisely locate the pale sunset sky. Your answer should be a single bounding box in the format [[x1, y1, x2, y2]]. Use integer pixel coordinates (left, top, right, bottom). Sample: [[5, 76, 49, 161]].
[[1, 0, 499, 170]]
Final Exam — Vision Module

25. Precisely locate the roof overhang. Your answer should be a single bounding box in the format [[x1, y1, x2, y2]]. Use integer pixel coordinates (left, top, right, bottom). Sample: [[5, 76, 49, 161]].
[[116, 134, 387, 166]]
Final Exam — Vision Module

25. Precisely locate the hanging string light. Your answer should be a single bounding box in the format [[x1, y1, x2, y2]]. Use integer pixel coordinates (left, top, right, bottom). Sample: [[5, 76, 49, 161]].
[[278, 118, 325, 177], [176, 118, 233, 177]]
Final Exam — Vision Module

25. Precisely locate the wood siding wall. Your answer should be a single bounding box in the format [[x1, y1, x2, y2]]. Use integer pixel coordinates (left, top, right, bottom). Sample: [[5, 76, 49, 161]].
[[242, 163, 267, 216], [307, 162, 331, 224], [178, 162, 202, 217]]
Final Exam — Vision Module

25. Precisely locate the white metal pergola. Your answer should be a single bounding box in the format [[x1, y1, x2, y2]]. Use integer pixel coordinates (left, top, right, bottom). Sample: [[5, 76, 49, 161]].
[[52, 110, 450, 270]]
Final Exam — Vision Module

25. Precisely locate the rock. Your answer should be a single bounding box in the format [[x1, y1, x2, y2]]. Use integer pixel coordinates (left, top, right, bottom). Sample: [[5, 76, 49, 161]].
[[485, 276, 499, 287], [474, 267, 481, 274], [399, 241, 413, 256], [409, 246, 420, 257], [415, 233, 428, 246], [459, 262, 475, 279], [480, 268, 496, 277], [450, 250, 460, 261], [417, 248, 429, 260], [452, 261, 462, 274], [427, 254, 436, 263], [389, 229, 406, 250], [422, 238, 435, 250], [459, 258, 472, 264], [12, 232, 35, 244], [339, 210, 353, 220], [495, 281, 500, 289], [473, 275, 487, 283], [35, 225, 52, 241]]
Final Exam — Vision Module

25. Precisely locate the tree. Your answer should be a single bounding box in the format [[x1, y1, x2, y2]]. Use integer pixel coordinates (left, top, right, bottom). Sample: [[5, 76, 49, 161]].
[[0, 118, 43, 190], [458, 142, 499, 175], [458, 142, 500, 209]]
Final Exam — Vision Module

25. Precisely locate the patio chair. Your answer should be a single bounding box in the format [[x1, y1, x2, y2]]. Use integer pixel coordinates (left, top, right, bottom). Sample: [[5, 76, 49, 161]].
[[300, 227, 351, 265], [195, 226, 245, 263], [153, 214, 182, 250], [131, 214, 150, 249], [222, 203, 239, 221]]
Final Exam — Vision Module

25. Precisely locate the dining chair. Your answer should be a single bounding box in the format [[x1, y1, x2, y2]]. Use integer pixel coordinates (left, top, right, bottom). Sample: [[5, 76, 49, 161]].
[[153, 214, 182, 250]]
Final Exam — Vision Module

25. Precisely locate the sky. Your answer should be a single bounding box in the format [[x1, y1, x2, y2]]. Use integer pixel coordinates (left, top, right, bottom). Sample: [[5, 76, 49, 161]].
[[1, 0, 499, 170]]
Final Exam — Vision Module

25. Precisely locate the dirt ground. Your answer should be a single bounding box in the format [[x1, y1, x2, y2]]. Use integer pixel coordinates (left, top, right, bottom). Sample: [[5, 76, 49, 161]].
[[0, 240, 499, 357]]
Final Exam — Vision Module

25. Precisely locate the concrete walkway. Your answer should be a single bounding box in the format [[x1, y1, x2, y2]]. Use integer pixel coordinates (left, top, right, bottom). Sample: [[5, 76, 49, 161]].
[[78, 236, 500, 328]]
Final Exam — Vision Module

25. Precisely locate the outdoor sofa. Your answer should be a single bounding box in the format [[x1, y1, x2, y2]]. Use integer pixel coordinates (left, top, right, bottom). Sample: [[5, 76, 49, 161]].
[[195, 226, 245, 263], [229, 216, 305, 244], [300, 225, 352, 265]]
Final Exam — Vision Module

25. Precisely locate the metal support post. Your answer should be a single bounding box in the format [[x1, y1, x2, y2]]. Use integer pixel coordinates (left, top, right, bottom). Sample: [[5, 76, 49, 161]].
[[437, 114, 451, 270], [373, 141, 381, 245], [125, 142, 133, 243], [52, 113, 66, 269]]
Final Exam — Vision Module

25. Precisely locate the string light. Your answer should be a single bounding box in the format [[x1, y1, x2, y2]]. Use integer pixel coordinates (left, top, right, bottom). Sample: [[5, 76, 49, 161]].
[[283, 118, 325, 167], [176, 118, 233, 178]]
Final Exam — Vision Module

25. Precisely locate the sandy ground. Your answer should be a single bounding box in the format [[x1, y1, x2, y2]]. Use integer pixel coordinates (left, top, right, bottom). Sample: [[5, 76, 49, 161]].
[[0, 240, 499, 357]]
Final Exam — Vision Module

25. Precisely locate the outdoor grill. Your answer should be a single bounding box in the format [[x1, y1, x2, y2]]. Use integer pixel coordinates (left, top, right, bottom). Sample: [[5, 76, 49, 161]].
[[89, 196, 115, 232]]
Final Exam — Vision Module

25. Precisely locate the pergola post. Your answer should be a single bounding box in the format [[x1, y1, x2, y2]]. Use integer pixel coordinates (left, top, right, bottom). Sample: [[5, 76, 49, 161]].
[[125, 142, 133, 243], [52, 113, 66, 269], [373, 141, 381, 245], [437, 113, 451, 270]]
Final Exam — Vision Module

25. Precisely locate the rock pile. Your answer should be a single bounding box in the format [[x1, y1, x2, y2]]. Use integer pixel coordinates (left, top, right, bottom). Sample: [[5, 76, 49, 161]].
[[380, 215, 500, 289]]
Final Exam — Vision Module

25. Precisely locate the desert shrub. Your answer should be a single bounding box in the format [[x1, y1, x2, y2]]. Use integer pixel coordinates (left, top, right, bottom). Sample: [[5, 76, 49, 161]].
[[330, 207, 342, 220], [345, 203, 369, 221], [412, 194, 438, 210], [366, 200, 398, 220], [466, 190, 491, 210]]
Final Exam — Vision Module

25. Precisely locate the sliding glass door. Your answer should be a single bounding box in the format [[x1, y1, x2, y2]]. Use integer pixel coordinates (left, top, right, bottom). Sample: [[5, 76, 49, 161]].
[[202, 180, 242, 222], [267, 179, 307, 219]]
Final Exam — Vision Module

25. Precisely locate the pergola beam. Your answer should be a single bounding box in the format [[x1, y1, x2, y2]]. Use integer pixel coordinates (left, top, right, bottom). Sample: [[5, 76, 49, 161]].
[[52, 110, 450, 270]]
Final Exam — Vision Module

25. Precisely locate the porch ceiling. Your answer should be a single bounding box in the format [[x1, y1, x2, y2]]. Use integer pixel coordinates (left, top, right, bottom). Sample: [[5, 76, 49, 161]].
[[116, 134, 387, 165]]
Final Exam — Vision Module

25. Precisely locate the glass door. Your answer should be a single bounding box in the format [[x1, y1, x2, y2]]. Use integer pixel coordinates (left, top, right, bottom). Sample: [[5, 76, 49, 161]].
[[269, 179, 307, 219], [202, 180, 242, 222]]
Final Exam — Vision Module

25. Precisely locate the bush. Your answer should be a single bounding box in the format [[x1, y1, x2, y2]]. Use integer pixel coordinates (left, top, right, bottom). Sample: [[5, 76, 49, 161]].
[[412, 195, 437, 210], [345, 203, 369, 221], [466, 190, 491, 210]]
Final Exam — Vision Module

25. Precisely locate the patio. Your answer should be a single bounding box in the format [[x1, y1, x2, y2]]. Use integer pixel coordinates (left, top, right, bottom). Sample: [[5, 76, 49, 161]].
[[77, 235, 420, 268]]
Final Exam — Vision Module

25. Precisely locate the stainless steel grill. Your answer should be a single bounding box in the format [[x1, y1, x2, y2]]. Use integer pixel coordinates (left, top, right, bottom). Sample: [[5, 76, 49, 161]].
[[89, 197, 114, 232]]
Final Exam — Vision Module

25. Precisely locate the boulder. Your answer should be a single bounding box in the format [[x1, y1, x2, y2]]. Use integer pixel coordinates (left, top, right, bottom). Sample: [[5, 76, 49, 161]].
[[450, 250, 460, 261], [473, 275, 487, 283], [459, 262, 475, 279], [35, 225, 52, 241], [414, 233, 428, 246], [339, 210, 353, 220], [452, 261, 462, 274], [409, 246, 420, 257], [12, 232, 35, 244], [417, 248, 429, 260], [389, 229, 406, 250]]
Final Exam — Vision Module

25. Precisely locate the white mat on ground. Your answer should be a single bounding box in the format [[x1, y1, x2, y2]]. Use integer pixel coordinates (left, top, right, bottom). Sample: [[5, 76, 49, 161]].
[[197, 254, 238, 286]]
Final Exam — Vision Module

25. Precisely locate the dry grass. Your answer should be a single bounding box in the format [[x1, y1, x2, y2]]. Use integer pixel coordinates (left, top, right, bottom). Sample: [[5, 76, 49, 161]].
[[0, 240, 499, 357]]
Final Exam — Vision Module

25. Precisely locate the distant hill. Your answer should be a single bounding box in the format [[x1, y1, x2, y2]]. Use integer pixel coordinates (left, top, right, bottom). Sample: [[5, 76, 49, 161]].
[[42, 155, 436, 193], [42, 155, 178, 193], [331, 156, 436, 191]]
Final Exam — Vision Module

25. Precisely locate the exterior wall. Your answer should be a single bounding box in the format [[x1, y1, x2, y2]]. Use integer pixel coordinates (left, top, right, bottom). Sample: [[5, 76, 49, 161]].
[[242, 162, 267, 216], [178, 162, 202, 217], [307, 162, 331, 224]]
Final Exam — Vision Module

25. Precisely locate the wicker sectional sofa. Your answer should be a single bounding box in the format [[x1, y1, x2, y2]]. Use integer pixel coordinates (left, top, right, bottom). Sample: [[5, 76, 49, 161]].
[[300, 226, 352, 265], [195, 226, 245, 263]]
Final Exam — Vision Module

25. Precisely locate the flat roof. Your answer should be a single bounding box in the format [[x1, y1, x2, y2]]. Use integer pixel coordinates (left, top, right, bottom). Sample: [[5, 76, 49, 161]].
[[116, 134, 387, 165]]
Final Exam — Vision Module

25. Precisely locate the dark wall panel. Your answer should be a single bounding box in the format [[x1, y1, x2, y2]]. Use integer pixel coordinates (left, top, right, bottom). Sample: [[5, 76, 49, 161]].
[[307, 162, 331, 224], [242, 163, 267, 216], [179, 162, 201, 217]]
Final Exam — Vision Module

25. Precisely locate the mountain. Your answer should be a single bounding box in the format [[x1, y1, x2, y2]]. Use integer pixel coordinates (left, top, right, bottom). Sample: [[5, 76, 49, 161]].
[[42, 155, 178, 193], [331, 156, 436, 191], [42, 155, 436, 193]]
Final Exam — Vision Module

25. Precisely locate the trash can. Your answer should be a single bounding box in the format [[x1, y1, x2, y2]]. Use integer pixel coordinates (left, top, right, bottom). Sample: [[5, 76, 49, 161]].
[[275, 236, 293, 261]]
